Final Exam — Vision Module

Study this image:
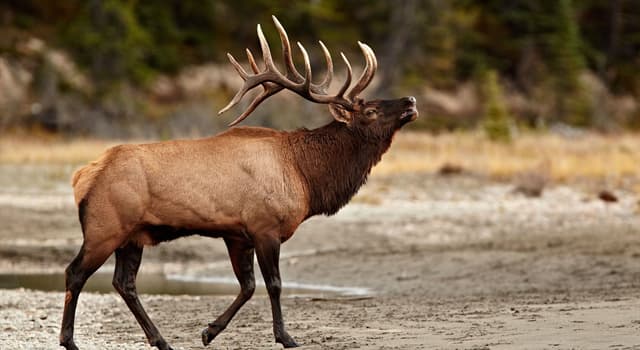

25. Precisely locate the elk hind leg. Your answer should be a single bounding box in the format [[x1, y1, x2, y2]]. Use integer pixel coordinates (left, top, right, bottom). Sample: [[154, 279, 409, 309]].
[[202, 238, 255, 346], [113, 243, 173, 350], [59, 243, 115, 350]]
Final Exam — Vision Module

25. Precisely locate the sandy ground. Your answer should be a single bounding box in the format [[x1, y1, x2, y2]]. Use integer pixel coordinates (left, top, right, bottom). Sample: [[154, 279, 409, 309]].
[[0, 164, 639, 349]]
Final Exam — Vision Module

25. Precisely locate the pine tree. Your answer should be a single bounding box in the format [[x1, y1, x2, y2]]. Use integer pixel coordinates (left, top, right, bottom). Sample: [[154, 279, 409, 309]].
[[547, 0, 590, 126], [482, 70, 513, 142]]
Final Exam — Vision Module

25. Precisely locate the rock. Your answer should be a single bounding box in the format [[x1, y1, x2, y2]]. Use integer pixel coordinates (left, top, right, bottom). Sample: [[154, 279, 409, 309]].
[[598, 190, 618, 203]]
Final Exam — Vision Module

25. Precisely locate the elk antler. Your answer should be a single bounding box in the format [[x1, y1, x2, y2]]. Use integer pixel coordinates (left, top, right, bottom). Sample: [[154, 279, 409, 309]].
[[219, 15, 377, 126]]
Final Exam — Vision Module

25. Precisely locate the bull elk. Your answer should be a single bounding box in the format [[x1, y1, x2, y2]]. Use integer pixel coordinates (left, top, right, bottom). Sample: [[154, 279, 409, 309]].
[[59, 16, 418, 350]]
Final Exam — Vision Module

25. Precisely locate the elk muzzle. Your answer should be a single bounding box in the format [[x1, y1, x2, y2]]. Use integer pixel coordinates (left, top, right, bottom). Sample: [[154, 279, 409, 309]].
[[400, 96, 418, 123]]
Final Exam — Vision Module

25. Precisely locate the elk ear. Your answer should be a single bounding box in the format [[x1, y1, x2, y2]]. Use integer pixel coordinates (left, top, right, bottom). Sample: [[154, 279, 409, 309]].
[[328, 104, 352, 124]]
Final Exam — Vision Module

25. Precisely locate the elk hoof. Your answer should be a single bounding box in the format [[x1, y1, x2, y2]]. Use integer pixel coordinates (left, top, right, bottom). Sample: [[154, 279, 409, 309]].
[[276, 334, 299, 348], [201, 324, 224, 346], [60, 339, 79, 350], [152, 339, 174, 350]]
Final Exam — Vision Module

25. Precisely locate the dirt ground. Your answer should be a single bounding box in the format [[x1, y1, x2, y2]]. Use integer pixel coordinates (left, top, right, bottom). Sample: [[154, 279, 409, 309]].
[[1, 164, 639, 349]]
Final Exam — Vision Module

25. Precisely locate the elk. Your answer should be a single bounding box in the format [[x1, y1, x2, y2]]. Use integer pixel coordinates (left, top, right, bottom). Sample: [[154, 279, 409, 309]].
[[59, 16, 418, 350]]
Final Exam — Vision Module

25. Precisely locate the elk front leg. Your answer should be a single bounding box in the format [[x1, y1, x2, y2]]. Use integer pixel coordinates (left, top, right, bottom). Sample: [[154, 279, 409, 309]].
[[113, 244, 173, 350], [202, 238, 256, 346], [255, 236, 299, 348]]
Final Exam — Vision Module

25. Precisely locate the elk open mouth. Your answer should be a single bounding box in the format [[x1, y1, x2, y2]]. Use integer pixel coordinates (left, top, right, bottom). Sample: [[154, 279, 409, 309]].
[[400, 107, 419, 121]]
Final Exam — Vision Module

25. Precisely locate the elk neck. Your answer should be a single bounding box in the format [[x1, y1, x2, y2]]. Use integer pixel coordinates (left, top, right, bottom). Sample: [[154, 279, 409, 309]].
[[288, 120, 395, 218]]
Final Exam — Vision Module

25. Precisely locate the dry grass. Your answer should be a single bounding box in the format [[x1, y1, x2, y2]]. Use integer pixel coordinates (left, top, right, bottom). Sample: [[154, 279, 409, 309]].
[[0, 135, 119, 165], [374, 131, 640, 182], [1, 131, 639, 183]]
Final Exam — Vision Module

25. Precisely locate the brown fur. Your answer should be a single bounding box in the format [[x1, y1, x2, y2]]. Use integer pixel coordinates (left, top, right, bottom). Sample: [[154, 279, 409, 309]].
[[288, 121, 394, 216], [74, 128, 308, 247], [71, 150, 112, 205]]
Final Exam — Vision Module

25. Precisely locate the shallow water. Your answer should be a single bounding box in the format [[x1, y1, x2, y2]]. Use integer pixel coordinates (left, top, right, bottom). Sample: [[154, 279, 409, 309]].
[[0, 272, 369, 297]]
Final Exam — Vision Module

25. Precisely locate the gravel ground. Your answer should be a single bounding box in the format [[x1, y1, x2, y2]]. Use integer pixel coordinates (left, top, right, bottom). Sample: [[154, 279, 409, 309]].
[[0, 164, 639, 349]]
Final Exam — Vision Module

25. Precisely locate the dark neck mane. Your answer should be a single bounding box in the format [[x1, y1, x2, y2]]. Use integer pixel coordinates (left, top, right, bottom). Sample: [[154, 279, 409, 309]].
[[288, 121, 394, 217]]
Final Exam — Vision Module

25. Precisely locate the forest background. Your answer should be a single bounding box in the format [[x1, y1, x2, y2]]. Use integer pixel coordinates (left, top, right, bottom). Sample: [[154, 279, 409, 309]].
[[0, 0, 639, 140]]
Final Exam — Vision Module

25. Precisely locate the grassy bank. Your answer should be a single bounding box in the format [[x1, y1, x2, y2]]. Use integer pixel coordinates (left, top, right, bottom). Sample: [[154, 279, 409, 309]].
[[1, 131, 639, 184], [375, 132, 640, 182]]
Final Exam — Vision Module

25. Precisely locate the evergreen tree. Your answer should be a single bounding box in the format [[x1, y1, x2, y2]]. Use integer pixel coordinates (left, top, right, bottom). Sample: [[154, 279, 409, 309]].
[[546, 0, 590, 126], [63, 0, 152, 91], [482, 70, 513, 142]]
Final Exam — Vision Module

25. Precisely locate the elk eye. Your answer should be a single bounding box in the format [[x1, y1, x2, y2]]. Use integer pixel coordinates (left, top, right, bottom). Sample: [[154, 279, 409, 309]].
[[365, 109, 377, 118]]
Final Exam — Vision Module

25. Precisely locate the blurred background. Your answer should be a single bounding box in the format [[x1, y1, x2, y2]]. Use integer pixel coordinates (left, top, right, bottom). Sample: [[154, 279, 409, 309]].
[[1, 0, 639, 139], [1, 3, 640, 348], [0, 0, 639, 185]]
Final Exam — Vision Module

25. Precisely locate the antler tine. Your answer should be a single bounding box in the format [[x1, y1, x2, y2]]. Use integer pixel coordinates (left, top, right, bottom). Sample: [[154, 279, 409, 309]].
[[364, 43, 378, 85], [347, 41, 377, 101], [297, 42, 312, 92], [218, 53, 251, 115], [368, 43, 378, 71], [218, 83, 249, 115], [257, 24, 278, 72], [317, 41, 333, 93], [227, 87, 282, 126], [246, 49, 260, 74], [227, 53, 249, 80], [272, 15, 304, 82], [337, 52, 353, 98]]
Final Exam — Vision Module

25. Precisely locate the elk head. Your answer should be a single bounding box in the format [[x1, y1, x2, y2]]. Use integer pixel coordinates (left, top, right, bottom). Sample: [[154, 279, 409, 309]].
[[218, 16, 418, 137]]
